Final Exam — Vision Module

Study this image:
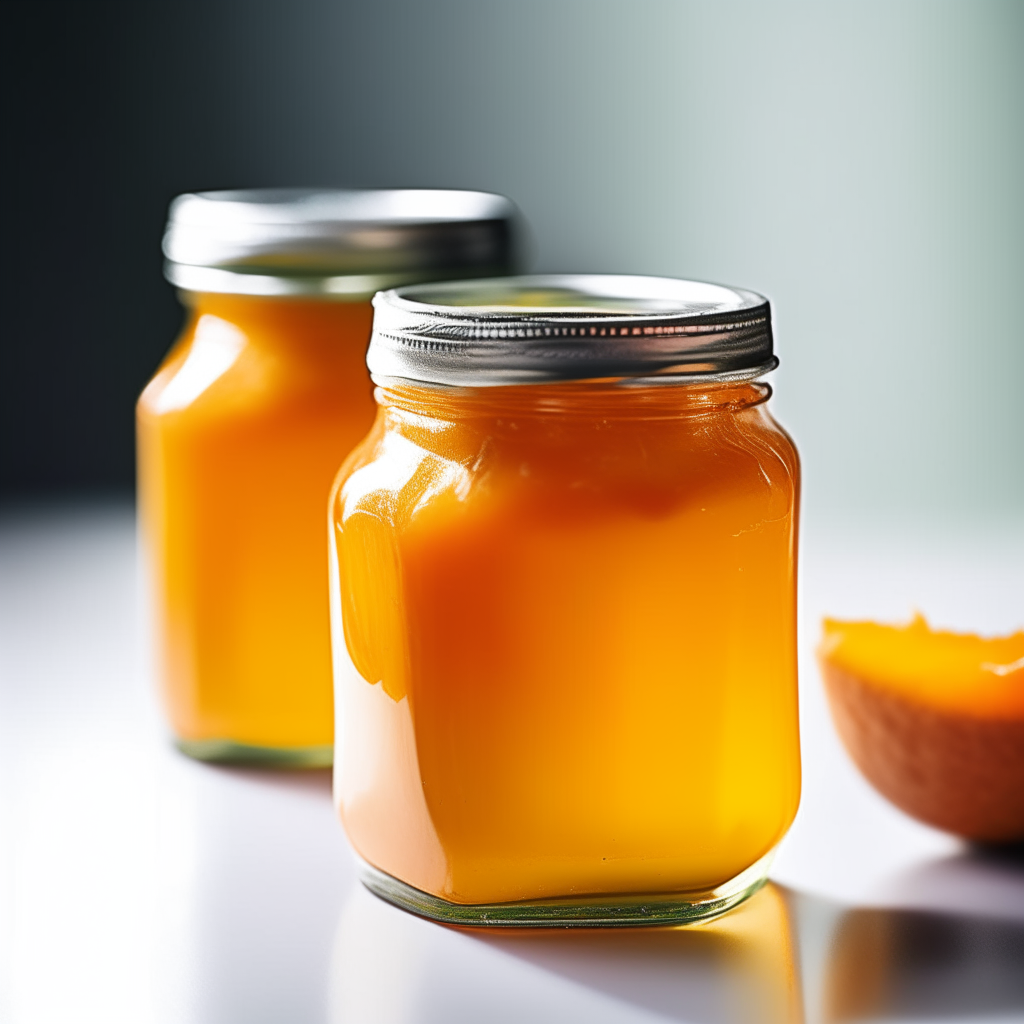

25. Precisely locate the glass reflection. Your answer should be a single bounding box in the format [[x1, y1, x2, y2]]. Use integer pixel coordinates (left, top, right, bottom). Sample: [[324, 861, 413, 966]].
[[330, 882, 802, 1024], [783, 842, 1024, 1023], [821, 872, 1024, 1022], [331, 867, 1024, 1024]]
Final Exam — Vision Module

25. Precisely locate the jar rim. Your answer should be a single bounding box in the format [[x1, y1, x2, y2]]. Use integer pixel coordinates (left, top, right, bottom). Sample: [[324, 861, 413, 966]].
[[368, 274, 775, 386]]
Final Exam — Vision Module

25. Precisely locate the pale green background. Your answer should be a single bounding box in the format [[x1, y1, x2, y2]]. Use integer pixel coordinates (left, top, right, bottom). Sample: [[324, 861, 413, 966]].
[[212, 0, 1024, 525]]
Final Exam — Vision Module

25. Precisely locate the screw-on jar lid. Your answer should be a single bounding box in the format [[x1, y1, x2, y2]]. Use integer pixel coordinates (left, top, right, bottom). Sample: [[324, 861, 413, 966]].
[[368, 275, 775, 386], [163, 188, 519, 298]]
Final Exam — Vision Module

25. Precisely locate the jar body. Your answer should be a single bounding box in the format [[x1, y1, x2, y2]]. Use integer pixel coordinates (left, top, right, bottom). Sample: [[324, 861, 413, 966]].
[[329, 379, 801, 916], [138, 293, 377, 762]]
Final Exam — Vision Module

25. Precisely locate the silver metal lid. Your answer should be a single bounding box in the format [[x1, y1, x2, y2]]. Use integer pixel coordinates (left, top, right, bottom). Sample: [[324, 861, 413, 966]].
[[163, 188, 519, 298], [368, 275, 775, 386]]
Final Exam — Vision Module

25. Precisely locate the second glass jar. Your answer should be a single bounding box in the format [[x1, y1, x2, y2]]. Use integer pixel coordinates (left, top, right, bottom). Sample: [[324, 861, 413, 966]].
[[138, 189, 518, 766]]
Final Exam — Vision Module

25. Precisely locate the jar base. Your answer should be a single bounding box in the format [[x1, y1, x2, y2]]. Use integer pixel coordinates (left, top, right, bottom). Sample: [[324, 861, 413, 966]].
[[175, 737, 333, 768], [358, 850, 774, 928]]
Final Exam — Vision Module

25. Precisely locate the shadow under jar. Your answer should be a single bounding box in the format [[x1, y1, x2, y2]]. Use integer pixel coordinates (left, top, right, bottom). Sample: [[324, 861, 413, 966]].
[[329, 275, 801, 926]]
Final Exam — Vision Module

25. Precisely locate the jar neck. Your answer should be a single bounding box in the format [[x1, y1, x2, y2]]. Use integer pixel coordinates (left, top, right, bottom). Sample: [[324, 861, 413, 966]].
[[376, 377, 772, 423], [185, 289, 371, 321], [181, 291, 374, 356]]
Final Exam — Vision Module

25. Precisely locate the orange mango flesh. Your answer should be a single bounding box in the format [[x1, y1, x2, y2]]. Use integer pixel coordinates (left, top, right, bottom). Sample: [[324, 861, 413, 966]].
[[138, 293, 377, 749], [820, 615, 1024, 720], [331, 379, 801, 905]]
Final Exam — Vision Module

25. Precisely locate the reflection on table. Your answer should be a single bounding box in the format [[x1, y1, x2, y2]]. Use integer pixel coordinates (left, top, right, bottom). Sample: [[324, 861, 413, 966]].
[[326, 867, 1024, 1024], [4, 507, 1024, 1024]]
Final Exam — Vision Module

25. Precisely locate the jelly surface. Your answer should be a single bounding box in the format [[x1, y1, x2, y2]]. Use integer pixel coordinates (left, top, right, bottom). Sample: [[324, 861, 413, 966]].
[[138, 293, 377, 748], [331, 380, 801, 904]]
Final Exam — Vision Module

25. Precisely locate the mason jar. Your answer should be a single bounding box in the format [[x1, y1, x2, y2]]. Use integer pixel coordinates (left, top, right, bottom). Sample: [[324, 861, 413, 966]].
[[329, 275, 801, 925], [138, 189, 519, 767]]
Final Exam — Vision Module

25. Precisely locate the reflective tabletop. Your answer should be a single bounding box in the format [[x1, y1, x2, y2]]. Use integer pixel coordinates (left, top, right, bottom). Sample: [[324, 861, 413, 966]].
[[1, 503, 1022, 1024]]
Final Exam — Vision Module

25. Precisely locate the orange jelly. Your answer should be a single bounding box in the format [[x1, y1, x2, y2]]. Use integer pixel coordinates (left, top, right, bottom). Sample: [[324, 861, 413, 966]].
[[138, 189, 517, 764], [138, 294, 376, 756], [329, 276, 801, 924]]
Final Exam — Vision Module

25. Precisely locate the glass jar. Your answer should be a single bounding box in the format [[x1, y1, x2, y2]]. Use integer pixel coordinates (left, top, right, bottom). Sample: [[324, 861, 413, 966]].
[[138, 189, 519, 766], [329, 275, 801, 925]]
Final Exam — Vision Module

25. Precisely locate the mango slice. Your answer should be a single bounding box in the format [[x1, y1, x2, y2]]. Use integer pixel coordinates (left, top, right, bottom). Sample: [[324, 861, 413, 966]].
[[819, 615, 1024, 842]]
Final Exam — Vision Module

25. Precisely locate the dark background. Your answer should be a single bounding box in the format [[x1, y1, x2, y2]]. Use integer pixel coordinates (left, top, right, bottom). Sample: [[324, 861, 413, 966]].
[[3, 0, 1023, 520], [1, 2, 349, 495]]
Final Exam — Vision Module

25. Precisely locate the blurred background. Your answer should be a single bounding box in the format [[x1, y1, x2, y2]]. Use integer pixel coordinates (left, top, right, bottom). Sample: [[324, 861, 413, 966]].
[[3, 6, 1023, 1022], [1, 0, 1022, 525]]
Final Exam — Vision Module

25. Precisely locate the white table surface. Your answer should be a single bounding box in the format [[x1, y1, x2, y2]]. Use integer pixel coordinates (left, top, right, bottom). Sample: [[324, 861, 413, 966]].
[[1, 502, 1022, 1024]]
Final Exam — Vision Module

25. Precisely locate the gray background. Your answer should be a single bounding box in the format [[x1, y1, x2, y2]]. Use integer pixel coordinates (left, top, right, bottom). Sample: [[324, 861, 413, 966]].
[[3, 0, 1022, 526]]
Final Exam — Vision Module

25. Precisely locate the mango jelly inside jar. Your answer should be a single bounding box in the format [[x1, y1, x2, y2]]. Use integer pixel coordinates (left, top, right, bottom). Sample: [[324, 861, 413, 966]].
[[329, 275, 801, 919], [138, 293, 378, 755], [138, 188, 518, 766]]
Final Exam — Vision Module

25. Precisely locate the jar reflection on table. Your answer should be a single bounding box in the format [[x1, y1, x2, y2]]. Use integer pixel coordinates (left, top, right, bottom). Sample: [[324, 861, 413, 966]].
[[329, 276, 801, 924], [330, 882, 802, 1024], [138, 190, 519, 766]]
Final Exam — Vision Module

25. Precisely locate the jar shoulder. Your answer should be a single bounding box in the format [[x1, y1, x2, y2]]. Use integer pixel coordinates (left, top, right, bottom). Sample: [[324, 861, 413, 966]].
[[333, 402, 799, 528], [138, 309, 373, 423]]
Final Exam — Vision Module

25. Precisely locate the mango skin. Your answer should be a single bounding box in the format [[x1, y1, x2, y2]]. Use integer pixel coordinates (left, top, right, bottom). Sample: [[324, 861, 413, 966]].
[[822, 660, 1024, 842]]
